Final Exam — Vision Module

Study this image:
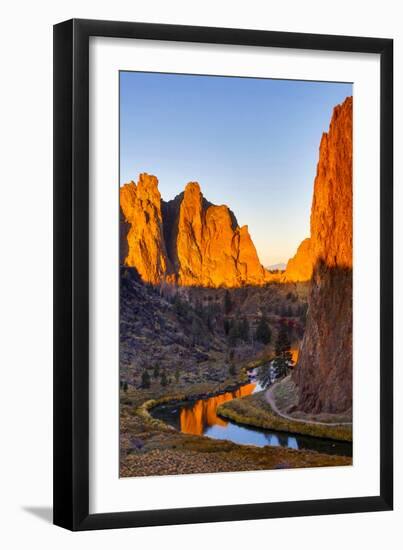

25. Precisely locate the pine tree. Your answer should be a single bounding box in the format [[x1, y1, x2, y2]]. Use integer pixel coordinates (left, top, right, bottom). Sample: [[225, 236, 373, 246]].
[[228, 323, 239, 347], [275, 326, 291, 357], [273, 326, 292, 378], [239, 318, 250, 342], [160, 371, 168, 387], [141, 370, 151, 389], [195, 298, 203, 317], [257, 362, 273, 389], [191, 317, 201, 340], [224, 290, 233, 315], [153, 364, 160, 379], [255, 317, 271, 345]]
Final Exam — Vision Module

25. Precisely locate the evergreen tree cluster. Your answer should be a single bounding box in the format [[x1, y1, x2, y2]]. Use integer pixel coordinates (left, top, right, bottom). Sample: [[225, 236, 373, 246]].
[[257, 325, 292, 388], [272, 326, 292, 379], [171, 293, 222, 346], [136, 363, 179, 389], [226, 317, 250, 347], [255, 316, 271, 345], [141, 369, 151, 388]]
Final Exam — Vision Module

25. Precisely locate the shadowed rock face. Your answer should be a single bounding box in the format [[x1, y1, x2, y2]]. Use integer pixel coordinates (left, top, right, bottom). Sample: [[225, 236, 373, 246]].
[[293, 96, 353, 414], [120, 176, 267, 287], [119, 207, 130, 265]]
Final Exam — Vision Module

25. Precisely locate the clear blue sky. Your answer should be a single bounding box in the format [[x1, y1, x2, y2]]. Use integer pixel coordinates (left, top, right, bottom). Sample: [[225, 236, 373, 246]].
[[120, 71, 352, 266]]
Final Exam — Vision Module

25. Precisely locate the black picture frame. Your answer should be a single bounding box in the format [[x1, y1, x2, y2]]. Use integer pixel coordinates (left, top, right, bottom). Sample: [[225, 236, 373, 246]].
[[53, 18, 393, 531]]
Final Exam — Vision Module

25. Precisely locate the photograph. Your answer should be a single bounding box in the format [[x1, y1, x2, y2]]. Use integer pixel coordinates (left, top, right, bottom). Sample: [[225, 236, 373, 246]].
[[118, 72, 353, 477], [0, 0, 396, 542]]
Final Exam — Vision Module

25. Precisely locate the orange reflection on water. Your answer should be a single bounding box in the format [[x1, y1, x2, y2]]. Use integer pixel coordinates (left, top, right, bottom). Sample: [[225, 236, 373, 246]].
[[180, 383, 256, 435]]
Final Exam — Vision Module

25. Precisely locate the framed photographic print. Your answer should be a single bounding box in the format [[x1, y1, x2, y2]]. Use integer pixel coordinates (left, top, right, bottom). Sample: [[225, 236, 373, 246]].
[[53, 19, 393, 530]]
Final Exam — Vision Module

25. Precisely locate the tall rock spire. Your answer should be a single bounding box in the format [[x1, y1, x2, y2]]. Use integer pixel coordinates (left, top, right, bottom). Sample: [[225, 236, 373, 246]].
[[293, 96, 353, 413], [120, 173, 172, 284], [176, 182, 204, 285]]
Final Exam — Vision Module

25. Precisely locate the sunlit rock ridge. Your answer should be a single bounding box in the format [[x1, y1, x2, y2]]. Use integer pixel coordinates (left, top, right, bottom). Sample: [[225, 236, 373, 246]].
[[293, 96, 353, 414], [120, 174, 174, 285], [282, 238, 314, 282], [120, 174, 269, 287]]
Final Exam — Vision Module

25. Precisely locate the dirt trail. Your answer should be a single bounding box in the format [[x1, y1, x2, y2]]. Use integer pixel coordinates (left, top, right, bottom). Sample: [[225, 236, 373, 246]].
[[264, 379, 352, 427]]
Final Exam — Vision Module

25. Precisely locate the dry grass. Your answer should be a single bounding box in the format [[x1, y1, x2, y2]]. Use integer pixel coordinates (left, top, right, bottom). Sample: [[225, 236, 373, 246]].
[[119, 379, 351, 478], [217, 391, 352, 442]]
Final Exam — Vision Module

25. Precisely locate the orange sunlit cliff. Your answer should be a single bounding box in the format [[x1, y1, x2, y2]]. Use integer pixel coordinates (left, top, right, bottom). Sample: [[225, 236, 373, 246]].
[[293, 96, 353, 414], [282, 238, 314, 282], [120, 174, 173, 285], [120, 176, 271, 287]]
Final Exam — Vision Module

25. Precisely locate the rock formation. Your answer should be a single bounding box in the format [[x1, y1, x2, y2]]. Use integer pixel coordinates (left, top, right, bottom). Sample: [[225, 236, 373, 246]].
[[120, 175, 267, 287], [293, 96, 353, 414], [175, 182, 204, 285], [174, 182, 266, 286], [282, 238, 313, 282], [120, 173, 173, 285]]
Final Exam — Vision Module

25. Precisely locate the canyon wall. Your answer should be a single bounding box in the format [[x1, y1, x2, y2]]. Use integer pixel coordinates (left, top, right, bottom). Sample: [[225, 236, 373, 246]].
[[293, 96, 353, 413], [120, 175, 268, 287]]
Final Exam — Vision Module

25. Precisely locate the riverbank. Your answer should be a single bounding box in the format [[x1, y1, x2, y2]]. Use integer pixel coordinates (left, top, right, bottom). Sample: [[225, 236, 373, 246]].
[[217, 377, 352, 442], [121, 433, 351, 477], [120, 376, 352, 477], [136, 377, 251, 427]]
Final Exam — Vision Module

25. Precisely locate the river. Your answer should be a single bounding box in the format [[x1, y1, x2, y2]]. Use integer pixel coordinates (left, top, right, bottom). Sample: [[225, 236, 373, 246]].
[[151, 381, 352, 457]]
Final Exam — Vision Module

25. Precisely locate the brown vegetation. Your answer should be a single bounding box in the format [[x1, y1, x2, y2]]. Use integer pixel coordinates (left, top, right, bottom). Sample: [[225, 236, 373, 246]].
[[217, 391, 351, 442], [120, 384, 351, 477]]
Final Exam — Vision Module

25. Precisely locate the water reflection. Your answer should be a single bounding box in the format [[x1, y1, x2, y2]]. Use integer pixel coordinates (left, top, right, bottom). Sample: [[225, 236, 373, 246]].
[[291, 348, 299, 364], [202, 420, 302, 449], [152, 383, 352, 457], [180, 383, 256, 435]]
